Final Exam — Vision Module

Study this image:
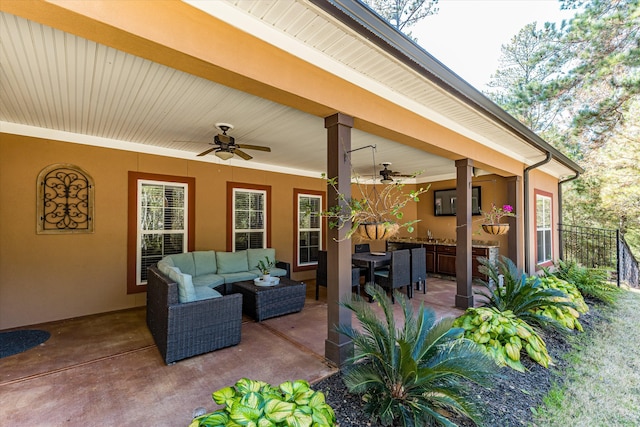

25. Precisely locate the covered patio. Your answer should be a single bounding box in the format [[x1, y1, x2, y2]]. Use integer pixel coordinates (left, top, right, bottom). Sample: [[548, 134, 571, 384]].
[[0, 278, 466, 425]]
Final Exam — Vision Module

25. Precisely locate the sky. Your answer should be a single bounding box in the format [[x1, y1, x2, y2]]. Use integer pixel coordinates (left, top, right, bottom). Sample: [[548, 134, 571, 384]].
[[411, 0, 577, 91]]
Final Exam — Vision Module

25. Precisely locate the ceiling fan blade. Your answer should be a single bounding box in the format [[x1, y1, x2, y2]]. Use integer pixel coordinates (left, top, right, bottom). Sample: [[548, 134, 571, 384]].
[[197, 147, 217, 156], [237, 144, 271, 152], [234, 149, 253, 160]]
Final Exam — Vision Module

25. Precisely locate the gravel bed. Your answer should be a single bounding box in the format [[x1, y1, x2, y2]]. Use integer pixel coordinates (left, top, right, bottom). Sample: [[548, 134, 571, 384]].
[[313, 301, 606, 427]]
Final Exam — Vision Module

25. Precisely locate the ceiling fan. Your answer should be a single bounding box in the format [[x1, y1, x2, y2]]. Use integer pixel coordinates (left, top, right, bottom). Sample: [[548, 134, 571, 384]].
[[196, 123, 271, 161], [379, 162, 413, 184]]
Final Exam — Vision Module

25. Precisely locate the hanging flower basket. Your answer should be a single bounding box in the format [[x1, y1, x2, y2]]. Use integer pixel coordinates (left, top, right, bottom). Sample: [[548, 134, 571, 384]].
[[356, 222, 400, 241], [482, 223, 510, 235]]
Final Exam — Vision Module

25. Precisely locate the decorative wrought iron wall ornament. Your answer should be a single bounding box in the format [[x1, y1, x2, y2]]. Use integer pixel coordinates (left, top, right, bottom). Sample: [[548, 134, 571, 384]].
[[37, 164, 94, 234]]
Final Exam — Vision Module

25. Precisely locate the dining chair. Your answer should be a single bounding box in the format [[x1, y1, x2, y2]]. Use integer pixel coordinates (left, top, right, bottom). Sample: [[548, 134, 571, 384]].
[[374, 249, 411, 303], [354, 243, 370, 253], [316, 250, 362, 300], [410, 247, 427, 294]]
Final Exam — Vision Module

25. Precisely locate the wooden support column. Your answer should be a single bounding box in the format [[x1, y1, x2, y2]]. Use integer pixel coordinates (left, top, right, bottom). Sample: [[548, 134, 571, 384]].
[[324, 113, 354, 366], [507, 176, 524, 270], [455, 159, 474, 309]]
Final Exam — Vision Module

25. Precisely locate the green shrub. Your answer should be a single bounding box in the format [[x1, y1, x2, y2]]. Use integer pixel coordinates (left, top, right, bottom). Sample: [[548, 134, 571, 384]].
[[454, 306, 551, 372], [475, 256, 577, 332], [336, 284, 497, 427], [189, 378, 335, 427], [554, 260, 621, 305]]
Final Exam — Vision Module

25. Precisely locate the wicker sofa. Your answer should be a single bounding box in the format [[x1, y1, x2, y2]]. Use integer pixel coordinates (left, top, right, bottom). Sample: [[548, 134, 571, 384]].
[[146, 265, 243, 364], [157, 249, 290, 296]]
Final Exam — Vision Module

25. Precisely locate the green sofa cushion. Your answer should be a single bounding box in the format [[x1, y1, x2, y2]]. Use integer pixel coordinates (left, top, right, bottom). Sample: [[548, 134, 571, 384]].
[[167, 253, 196, 276], [193, 273, 225, 289], [167, 267, 196, 303], [247, 248, 276, 272], [193, 286, 222, 301], [193, 251, 217, 276], [216, 250, 249, 274], [221, 271, 259, 284]]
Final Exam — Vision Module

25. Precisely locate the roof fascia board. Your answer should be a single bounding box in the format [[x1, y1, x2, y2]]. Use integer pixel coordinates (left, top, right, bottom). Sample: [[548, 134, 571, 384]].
[[310, 0, 583, 175]]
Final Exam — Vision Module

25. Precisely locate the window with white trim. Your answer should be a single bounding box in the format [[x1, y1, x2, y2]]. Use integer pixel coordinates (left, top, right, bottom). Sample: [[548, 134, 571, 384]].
[[536, 193, 552, 264], [233, 188, 266, 250], [137, 180, 188, 285], [297, 193, 323, 267]]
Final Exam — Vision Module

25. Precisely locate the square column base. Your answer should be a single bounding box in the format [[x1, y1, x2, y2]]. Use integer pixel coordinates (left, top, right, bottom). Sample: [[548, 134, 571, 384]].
[[325, 339, 353, 367], [455, 294, 474, 309]]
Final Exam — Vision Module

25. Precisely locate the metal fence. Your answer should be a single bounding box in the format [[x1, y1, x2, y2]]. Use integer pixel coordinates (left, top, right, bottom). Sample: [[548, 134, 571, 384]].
[[619, 233, 639, 288], [559, 224, 639, 288]]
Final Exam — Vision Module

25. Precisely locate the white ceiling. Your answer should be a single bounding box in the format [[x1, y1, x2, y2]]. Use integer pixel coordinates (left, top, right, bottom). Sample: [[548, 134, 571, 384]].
[[0, 1, 576, 182]]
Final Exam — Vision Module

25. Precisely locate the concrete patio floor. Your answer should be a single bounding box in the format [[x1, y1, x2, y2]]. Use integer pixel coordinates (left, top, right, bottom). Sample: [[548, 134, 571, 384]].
[[0, 277, 468, 426]]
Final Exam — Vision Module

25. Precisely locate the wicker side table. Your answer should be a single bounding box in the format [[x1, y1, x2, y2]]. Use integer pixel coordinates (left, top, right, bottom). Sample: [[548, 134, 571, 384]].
[[232, 278, 306, 321]]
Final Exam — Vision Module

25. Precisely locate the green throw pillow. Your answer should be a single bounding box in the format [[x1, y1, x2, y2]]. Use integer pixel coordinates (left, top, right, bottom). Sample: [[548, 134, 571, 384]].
[[167, 267, 196, 303], [157, 259, 174, 276]]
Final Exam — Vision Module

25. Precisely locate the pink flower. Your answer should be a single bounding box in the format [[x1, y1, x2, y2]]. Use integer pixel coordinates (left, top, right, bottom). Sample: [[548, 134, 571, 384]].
[[482, 203, 516, 224]]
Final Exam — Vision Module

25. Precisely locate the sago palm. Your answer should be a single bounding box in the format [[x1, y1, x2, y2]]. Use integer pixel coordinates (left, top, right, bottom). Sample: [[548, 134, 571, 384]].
[[336, 284, 497, 427], [475, 256, 576, 331]]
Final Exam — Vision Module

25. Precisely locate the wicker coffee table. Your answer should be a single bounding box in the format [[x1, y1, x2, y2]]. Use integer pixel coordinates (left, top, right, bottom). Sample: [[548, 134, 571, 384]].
[[231, 278, 306, 321]]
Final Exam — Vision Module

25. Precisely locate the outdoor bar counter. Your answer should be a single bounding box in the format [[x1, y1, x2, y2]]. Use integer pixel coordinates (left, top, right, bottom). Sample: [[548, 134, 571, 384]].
[[386, 238, 500, 280]]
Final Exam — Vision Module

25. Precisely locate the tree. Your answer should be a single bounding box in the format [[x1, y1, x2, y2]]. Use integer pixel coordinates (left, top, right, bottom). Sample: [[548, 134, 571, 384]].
[[486, 22, 567, 135], [551, 0, 639, 148], [361, 0, 439, 34]]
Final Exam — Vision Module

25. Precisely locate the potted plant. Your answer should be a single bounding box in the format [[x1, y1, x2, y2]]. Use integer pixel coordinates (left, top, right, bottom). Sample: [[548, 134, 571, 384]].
[[481, 203, 516, 235], [256, 256, 275, 281], [322, 173, 430, 241]]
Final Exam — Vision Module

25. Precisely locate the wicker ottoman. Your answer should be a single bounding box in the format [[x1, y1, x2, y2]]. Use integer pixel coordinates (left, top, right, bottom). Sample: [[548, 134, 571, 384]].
[[232, 278, 306, 321]]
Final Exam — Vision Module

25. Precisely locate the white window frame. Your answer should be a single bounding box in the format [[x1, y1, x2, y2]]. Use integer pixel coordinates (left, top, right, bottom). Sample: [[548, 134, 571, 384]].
[[232, 188, 267, 251], [536, 193, 553, 264], [297, 193, 323, 267], [137, 180, 188, 285]]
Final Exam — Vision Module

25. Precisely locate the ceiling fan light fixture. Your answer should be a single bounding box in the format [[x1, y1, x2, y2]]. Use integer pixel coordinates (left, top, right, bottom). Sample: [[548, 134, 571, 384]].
[[215, 150, 234, 160], [381, 178, 393, 184]]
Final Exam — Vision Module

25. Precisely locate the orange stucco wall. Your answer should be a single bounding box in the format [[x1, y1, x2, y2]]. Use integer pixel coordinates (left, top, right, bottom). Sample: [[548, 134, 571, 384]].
[[416, 175, 513, 257], [0, 134, 325, 329]]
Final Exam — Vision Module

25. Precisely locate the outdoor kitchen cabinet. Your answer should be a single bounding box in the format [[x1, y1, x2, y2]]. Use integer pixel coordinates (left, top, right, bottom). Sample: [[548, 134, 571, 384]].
[[425, 244, 436, 273], [436, 245, 457, 276], [387, 239, 497, 280]]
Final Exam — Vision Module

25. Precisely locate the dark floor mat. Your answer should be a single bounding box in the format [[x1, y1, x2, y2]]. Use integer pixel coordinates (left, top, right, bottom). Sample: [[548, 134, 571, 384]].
[[0, 330, 51, 358]]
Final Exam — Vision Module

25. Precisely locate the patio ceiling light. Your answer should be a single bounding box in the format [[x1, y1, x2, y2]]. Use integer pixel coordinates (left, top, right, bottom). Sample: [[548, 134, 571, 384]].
[[215, 150, 234, 160]]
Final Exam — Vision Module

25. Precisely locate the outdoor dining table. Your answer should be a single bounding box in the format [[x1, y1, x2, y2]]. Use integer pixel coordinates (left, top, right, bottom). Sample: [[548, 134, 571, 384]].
[[351, 251, 391, 288]]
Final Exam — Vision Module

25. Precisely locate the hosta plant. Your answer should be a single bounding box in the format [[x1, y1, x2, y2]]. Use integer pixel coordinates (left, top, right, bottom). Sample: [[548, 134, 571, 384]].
[[453, 306, 551, 372], [529, 275, 589, 331], [475, 256, 577, 332], [189, 378, 335, 427], [538, 275, 588, 314], [336, 284, 497, 427]]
